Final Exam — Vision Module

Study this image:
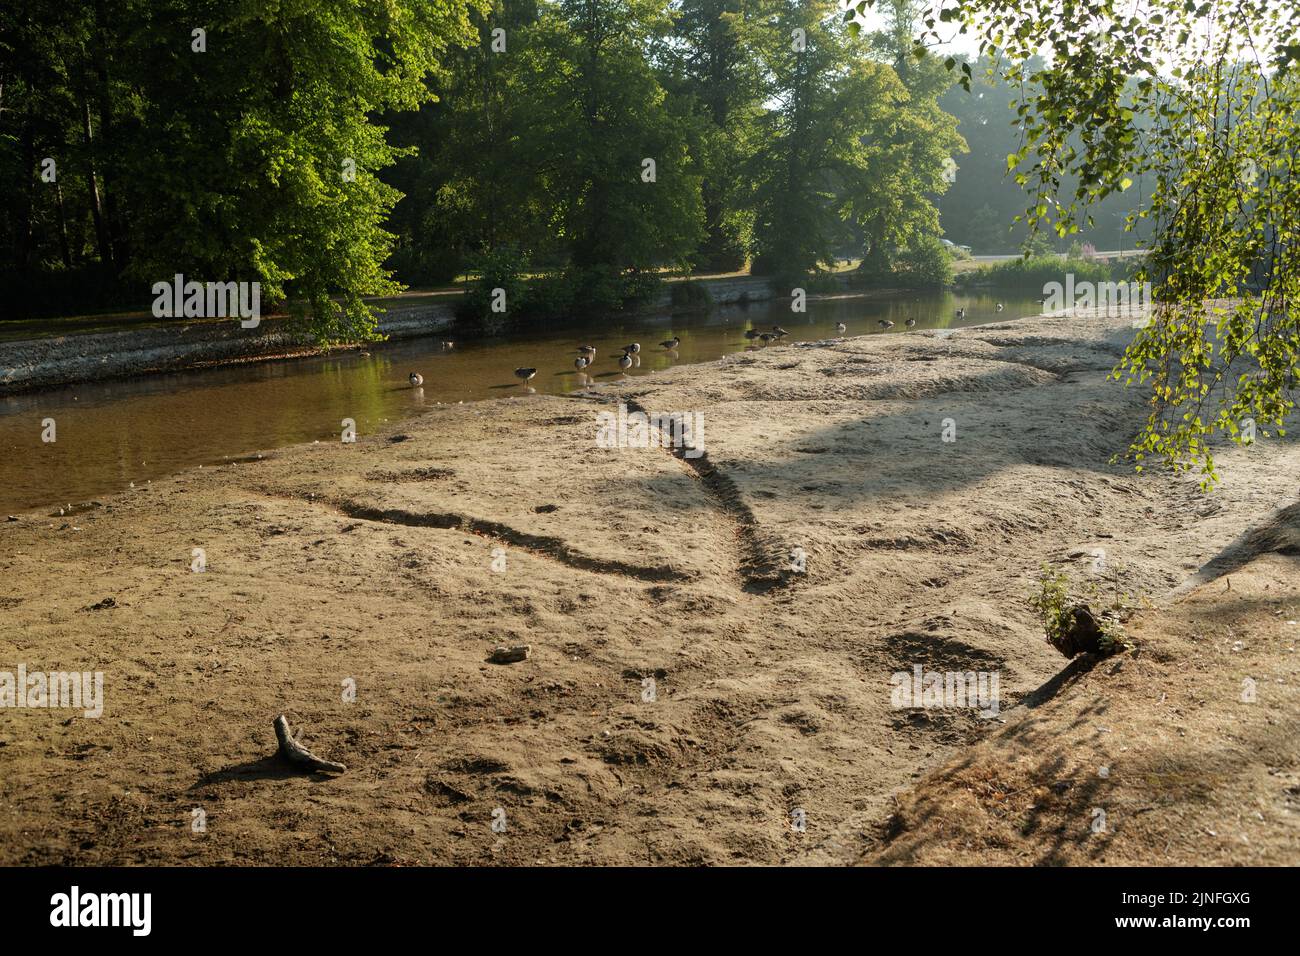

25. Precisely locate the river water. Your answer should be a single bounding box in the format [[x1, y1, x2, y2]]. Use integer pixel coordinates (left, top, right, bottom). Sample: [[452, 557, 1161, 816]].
[[0, 291, 1039, 515]]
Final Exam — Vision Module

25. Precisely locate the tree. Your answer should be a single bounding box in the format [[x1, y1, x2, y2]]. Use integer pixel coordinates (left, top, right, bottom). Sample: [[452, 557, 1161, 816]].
[[521, 0, 704, 307], [385, 0, 547, 285], [849, 0, 1299, 485], [747, 1, 962, 283], [667, 0, 768, 271], [1, 0, 485, 340]]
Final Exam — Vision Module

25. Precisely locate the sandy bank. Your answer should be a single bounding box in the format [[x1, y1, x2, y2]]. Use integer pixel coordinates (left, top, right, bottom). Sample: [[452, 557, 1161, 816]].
[[1, 311, 1295, 865]]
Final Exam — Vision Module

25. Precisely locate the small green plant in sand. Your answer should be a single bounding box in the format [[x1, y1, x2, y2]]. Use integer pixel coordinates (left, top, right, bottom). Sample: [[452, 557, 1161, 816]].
[[1029, 563, 1131, 657]]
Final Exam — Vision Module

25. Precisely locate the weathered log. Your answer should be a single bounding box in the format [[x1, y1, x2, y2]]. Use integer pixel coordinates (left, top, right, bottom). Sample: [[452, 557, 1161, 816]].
[[273, 714, 346, 774]]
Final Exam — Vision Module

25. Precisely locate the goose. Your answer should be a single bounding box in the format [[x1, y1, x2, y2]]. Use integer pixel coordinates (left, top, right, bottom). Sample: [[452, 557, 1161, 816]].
[[835, 322, 847, 334], [660, 336, 680, 350], [878, 319, 894, 329], [618, 353, 633, 371], [574, 356, 591, 371], [623, 343, 641, 354], [955, 307, 967, 318], [408, 372, 424, 387], [905, 318, 917, 328], [514, 367, 537, 384], [772, 326, 790, 338], [577, 345, 597, 356], [996, 303, 1005, 312]]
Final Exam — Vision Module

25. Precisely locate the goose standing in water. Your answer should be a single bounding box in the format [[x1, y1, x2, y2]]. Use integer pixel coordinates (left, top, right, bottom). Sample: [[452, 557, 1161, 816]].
[[835, 322, 847, 334], [878, 319, 894, 330], [623, 343, 641, 355], [408, 372, 424, 388], [577, 345, 597, 356], [955, 307, 966, 319], [996, 302, 1005, 312], [905, 317, 916, 328], [660, 336, 680, 350], [514, 367, 537, 385], [618, 352, 633, 372], [574, 356, 591, 371]]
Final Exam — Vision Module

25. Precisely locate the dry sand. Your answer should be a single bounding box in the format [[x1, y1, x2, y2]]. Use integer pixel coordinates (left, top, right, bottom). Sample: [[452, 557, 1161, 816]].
[[1, 311, 1296, 865]]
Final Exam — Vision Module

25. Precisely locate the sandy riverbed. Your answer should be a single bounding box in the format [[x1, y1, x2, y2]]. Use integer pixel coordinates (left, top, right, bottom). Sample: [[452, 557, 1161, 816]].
[[1, 311, 1296, 865]]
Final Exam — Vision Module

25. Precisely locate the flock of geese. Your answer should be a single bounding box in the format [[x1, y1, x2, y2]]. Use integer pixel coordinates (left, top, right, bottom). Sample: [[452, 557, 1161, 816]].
[[407, 304, 1005, 389]]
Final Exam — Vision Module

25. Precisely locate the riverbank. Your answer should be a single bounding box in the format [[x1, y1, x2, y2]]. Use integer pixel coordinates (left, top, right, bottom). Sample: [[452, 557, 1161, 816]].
[[0, 275, 782, 396], [1, 310, 1296, 865]]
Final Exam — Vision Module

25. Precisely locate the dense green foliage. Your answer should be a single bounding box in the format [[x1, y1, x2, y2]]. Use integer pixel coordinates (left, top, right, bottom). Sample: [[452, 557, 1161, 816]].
[[3, 0, 967, 330], [0, 0, 482, 339]]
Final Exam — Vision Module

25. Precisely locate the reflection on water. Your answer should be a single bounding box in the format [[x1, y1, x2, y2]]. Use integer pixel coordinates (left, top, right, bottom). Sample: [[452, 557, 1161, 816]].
[[0, 291, 1038, 514]]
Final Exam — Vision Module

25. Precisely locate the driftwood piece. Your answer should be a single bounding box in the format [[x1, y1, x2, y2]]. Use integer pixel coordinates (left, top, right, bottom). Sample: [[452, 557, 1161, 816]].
[[273, 714, 346, 774], [488, 644, 531, 664]]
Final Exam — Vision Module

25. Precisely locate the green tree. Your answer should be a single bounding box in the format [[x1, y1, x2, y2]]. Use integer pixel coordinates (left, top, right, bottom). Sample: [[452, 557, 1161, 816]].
[[667, 0, 768, 271], [850, 0, 1298, 484], [747, 1, 962, 283], [521, 0, 704, 308], [385, 0, 547, 285], [1, 0, 485, 340]]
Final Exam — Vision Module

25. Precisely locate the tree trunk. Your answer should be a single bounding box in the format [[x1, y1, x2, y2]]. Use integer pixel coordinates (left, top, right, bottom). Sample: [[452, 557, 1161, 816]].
[[79, 91, 114, 274], [55, 180, 72, 268]]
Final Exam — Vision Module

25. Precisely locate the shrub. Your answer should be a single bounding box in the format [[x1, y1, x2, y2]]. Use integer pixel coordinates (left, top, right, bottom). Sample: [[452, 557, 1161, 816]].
[[522, 271, 576, 320], [894, 236, 955, 288], [954, 254, 1128, 292], [1029, 563, 1130, 658], [457, 247, 528, 328], [670, 280, 714, 309], [1022, 233, 1057, 258], [620, 268, 662, 306], [1029, 564, 1075, 651]]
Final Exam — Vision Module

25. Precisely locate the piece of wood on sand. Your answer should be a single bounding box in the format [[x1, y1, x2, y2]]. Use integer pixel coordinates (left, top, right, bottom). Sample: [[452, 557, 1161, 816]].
[[273, 714, 346, 774], [488, 644, 531, 664]]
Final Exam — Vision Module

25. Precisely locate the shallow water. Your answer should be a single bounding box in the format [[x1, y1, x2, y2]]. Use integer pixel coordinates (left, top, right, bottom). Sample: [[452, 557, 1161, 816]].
[[0, 291, 1039, 514]]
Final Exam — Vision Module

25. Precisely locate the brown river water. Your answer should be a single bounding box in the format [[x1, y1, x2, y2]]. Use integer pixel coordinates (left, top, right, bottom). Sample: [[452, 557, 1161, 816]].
[[0, 291, 1039, 515]]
